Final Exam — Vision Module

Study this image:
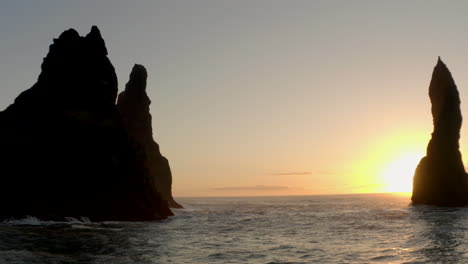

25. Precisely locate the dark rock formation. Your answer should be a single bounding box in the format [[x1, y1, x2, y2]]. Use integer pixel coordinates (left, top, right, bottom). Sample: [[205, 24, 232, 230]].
[[117, 65, 182, 208], [0, 26, 173, 221], [412, 58, 468, 206]]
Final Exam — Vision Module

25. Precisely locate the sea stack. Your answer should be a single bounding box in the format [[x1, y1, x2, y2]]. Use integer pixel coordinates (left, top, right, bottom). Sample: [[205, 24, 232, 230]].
[[117, 65, 182, 208], [0, 27, 173, 221], [412, 58, 468, 206]]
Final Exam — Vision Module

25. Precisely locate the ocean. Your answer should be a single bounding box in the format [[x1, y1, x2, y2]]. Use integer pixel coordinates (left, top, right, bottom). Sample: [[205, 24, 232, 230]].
[[1, 193, 467, 264]]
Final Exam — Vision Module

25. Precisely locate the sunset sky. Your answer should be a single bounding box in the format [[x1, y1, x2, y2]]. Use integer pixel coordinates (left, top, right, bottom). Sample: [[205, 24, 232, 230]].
[[2, 1, 468, 196]]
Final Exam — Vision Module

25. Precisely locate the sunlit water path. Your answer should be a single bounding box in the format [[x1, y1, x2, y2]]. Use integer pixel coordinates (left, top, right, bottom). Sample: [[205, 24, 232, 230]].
[[1, 194, 468, 263]]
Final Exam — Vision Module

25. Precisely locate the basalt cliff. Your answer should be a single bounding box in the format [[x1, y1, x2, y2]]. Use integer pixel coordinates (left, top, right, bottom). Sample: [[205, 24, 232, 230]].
[[412, 58, 468, 206], [0, 26, 178, 221]]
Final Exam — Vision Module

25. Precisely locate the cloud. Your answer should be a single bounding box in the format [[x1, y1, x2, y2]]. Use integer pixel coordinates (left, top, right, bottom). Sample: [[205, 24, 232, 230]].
[[268, 170, 346, 176], [314, 170, 343, 175], [270, 171, 311, 176], [211, 185, 290, 191]]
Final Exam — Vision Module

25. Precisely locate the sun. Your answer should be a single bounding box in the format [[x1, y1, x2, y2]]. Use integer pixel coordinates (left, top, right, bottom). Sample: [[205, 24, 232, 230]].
[[380, 152, 423, 193], [349, 130, 428, 194]]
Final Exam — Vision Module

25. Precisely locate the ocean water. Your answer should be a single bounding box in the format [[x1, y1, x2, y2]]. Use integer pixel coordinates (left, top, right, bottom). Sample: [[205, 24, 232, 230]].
[[1, 194, 468, 264]]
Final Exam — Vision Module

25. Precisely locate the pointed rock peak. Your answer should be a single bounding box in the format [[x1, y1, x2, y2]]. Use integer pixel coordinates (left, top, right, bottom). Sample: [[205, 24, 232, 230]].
[[123, 64, 148, 93], [430, 57, 456, 91], [90, 25, 101, 36], [86, 25, 103, 42], [85, 25, 108, 55], [55, 28, 80, 43], [435, 56, 449, 71], [118, 64, 150, 109], [130, 64, 148, 81], [39, 28, 83, 81], [132, 64, 147, 73]]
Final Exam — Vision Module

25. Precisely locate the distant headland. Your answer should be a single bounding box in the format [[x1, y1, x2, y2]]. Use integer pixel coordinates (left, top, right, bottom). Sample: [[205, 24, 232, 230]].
[[412, 58, 468, 206], [0, 26, 180, 221]]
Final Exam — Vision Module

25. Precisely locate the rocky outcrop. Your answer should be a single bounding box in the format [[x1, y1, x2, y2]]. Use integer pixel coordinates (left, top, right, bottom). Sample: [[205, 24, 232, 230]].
[[0, 26, 173, 221], [412, 58, 468, 206], [117, 65, 182, 208]]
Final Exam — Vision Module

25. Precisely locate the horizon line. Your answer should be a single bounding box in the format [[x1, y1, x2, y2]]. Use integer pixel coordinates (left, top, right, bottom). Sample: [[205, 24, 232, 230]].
[[173, 191, 412, 199]]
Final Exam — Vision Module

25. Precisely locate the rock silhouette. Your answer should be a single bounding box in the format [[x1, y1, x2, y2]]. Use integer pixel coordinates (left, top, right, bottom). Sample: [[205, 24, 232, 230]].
[[117, 65, 182, 208], [412, 58, 468, 206], [0, 26, 174, 221]]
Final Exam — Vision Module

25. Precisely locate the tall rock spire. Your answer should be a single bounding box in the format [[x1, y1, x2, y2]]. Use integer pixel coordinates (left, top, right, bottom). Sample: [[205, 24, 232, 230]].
[[118, 64, 182, 208], [412, 58, 468, 205]]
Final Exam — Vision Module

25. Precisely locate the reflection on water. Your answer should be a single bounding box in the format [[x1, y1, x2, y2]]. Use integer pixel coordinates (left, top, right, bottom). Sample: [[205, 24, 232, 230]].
[[4, 194, 468, 263], [410, 206, 468, 263]]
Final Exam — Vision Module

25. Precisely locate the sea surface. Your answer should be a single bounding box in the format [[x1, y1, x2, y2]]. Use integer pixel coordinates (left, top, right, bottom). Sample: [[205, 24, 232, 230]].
[[2, 194, 468, 264]]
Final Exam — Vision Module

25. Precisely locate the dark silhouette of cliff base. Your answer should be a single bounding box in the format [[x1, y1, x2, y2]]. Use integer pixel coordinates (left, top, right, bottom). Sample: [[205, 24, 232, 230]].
[[412, 58, 468, 206], [0, 26, 173, 221], [117, 65, 182, 209]]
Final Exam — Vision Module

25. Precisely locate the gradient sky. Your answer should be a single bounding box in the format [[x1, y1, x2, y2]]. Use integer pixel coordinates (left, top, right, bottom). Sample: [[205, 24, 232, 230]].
[[2, 1, 468, 196]]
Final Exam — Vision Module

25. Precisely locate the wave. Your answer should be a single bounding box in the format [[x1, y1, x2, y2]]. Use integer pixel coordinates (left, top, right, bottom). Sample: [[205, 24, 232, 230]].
[[1, 215, 91, 226]]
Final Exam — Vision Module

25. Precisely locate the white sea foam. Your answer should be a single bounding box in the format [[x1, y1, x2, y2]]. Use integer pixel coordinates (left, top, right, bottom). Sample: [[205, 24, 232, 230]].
[[2, 215, 92, 226]]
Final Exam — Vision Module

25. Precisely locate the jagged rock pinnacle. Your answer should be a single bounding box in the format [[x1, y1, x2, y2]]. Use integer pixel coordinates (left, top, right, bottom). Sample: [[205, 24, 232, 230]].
[[85, 25, 108, 55], [12, 26, 118, 108]]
